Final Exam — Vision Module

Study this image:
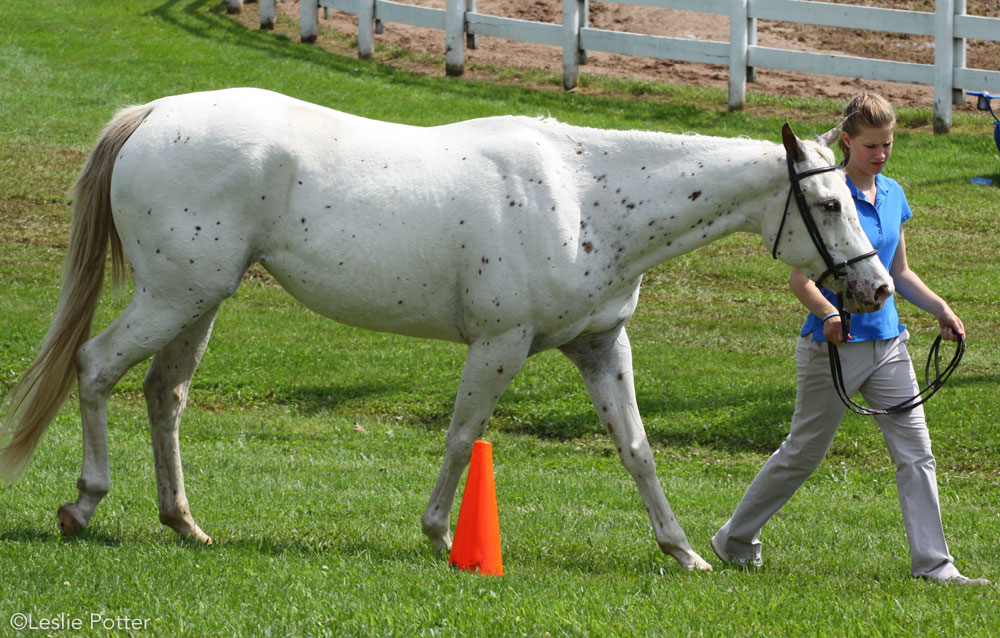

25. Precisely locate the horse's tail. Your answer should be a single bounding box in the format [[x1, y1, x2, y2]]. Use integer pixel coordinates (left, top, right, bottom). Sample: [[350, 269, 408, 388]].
[[0, 104, 152, 485]]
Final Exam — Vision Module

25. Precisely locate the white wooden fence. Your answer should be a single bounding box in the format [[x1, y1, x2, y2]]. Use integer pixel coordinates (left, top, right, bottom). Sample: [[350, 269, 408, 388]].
[[247, 0, 1000, 133]]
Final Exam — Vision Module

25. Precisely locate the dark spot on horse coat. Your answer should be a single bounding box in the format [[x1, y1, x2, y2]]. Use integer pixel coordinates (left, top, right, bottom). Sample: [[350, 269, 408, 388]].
[[689, 191, 702, 201], [582, 242, 593, 253]]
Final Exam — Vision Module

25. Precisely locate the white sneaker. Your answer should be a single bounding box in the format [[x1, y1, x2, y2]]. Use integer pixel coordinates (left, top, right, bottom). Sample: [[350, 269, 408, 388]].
[[928, 574, 991, 586], [711, 532, 762, 568]]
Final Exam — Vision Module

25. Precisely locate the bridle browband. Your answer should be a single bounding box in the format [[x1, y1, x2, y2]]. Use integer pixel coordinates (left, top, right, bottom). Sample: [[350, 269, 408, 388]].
[[774, 152, 963, 415]]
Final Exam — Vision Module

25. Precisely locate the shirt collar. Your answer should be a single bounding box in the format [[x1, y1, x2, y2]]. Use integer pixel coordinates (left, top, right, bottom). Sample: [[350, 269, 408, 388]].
[[845, 173, 888, 205]]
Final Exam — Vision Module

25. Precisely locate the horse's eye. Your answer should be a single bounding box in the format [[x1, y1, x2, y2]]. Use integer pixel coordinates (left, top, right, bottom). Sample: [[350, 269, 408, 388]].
[[823, 200, 841, 213]]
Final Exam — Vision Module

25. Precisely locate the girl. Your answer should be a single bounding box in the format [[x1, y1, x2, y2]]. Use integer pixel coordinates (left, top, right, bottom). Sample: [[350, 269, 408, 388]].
[[711, 93, 988, 585]]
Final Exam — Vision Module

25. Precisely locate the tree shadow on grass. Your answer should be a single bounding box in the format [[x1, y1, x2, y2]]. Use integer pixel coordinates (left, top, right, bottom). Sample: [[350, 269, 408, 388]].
[[243, 368, 796, 453], [146, 0, 755, 132], [0, 526, 122, 547], [214, 531, 681, 575], [500, 383, 796, 455], [0, 528, 60, 544], [269, 381, 405, 416]]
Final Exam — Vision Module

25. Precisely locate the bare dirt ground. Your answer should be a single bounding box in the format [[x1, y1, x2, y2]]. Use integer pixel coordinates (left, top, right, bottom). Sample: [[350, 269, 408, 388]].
[[237, 0, 999, 113]]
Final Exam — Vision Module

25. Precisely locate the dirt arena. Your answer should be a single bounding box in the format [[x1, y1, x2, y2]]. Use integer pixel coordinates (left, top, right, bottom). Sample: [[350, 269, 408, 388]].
[[237, 0, 1000, 112]]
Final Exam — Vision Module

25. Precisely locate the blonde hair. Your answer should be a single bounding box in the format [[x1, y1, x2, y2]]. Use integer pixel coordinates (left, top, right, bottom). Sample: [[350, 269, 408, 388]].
[[838, 93, 896, 164]]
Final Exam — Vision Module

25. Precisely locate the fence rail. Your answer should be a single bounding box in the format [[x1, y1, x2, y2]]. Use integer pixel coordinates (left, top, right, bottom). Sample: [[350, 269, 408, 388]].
[[251, 0, 1000, 133]]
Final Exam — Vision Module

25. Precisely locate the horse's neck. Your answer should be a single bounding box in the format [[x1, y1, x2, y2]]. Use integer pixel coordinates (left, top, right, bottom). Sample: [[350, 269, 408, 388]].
[[568, 127, 785, 276]]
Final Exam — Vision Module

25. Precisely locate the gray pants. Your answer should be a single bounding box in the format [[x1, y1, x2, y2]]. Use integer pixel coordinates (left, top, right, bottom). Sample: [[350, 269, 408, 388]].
[[714, 331, 958, 579]]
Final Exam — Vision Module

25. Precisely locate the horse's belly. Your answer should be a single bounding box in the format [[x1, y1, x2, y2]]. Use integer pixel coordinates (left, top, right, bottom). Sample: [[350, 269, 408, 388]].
[[260, 248, 466, 342]]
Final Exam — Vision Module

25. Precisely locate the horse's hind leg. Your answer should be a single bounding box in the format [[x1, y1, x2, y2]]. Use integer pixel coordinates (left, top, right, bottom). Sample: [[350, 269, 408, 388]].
[[143, 306, 219, 544], [57, 295, 221, 537], [561, 327, 712, 572]]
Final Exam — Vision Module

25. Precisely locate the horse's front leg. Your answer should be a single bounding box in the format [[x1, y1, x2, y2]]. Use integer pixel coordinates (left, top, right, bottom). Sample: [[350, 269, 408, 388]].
[[143, 308, 219, 544], [561, 327, 712, 571], [421, 328, 533, 551]]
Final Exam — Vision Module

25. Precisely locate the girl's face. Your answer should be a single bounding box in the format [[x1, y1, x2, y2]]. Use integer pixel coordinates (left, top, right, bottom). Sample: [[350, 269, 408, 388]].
[[842, 125, 894, 179]]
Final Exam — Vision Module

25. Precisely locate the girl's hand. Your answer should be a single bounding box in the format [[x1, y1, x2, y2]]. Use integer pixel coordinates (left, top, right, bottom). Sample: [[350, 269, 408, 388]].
[[823, 315, 852, 346], [937, 309, 966, 342]]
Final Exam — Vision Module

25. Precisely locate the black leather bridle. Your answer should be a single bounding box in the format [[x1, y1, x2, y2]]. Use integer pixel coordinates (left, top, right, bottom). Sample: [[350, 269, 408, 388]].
[[774, 154, 963, 416], [771, 156, 878, 288]]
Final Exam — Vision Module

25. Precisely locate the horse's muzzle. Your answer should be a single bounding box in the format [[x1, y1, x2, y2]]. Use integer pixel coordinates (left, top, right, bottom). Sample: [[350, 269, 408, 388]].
[[844, 279, 893, 313]]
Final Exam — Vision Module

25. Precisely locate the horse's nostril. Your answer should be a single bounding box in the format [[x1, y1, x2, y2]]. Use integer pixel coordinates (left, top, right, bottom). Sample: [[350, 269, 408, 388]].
[[875, 284, 892, 303]]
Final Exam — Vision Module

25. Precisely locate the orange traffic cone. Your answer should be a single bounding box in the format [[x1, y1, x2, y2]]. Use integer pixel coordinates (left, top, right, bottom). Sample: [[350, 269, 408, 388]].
[[449, 440, 503, 576]]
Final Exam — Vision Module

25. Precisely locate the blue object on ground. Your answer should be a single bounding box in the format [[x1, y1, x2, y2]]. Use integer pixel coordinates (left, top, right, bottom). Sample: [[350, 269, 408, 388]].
[[967, 92, 1000, 153]]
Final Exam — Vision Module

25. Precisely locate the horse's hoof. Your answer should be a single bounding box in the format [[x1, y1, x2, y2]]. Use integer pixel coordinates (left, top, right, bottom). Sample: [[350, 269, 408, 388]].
[[182, 526, 213, 546], [675, 550, 713, 572], [427, 533, 452, 553], [165, 517, 214, 545], [661, 542, 713, 572], [685, 553, 714, 572], [56, 503, 86, 536]]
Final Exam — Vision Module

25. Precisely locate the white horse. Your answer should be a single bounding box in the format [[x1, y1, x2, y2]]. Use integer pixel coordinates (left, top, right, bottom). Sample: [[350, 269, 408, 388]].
[[0, 88, 892, 571]]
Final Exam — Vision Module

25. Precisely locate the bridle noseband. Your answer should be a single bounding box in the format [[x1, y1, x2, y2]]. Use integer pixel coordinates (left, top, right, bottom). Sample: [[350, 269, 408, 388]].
[[774, 153, 963, 415]]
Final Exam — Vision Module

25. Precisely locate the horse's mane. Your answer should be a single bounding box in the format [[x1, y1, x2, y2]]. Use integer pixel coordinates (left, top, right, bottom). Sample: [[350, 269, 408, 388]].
[[525, 116, 777, 158]]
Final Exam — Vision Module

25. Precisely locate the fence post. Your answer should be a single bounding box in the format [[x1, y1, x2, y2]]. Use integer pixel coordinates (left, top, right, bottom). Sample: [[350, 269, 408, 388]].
[[729, 0, 748, 111], [358, 0, 376, 59], [467, 0, 478, 50], [225, 0, 242, 15], [446, 0, 467, 76], [952, 0, 966, 106], [579, 0, 589, 66], [747, 16, 757, 83], [301, 0, 319, 43], [933, 0, 955, 134], [563, 0, 583, 91], [260, 0, 276, 30]]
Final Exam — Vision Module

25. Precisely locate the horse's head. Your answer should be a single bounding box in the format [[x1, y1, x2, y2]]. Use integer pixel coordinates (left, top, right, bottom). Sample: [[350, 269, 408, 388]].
[[765, 124, 893, 314]]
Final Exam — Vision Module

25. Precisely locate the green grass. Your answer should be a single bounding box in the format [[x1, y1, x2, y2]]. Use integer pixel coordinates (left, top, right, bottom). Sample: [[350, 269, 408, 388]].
[[2, 1, 999, 635]]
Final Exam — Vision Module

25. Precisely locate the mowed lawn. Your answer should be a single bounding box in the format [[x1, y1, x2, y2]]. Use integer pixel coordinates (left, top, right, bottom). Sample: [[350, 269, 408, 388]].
[[1, 1, 999, 636]]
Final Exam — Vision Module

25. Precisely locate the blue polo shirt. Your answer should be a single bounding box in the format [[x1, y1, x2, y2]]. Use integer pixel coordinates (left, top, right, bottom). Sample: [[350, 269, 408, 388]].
[[800, 172, 910, 342]]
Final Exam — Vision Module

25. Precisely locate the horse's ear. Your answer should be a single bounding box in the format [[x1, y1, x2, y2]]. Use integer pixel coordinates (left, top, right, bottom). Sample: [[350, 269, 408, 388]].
[[817, 125, 842, 148], [781, 123, 804, 162]]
